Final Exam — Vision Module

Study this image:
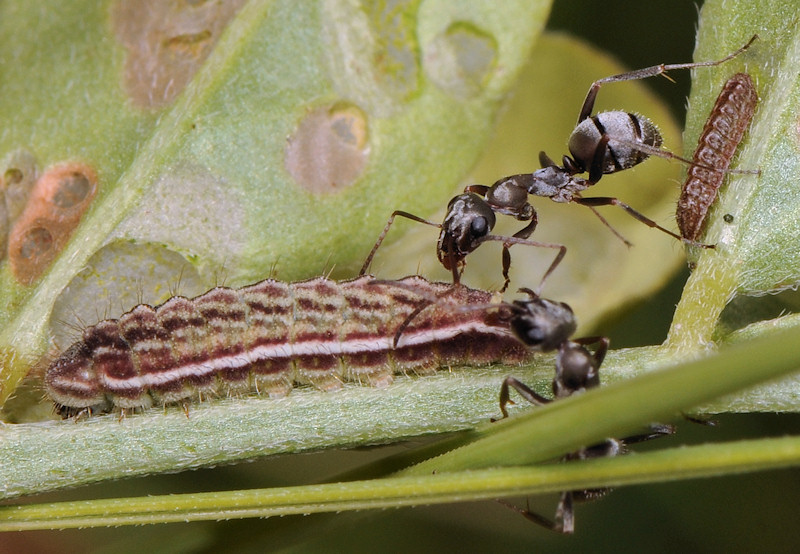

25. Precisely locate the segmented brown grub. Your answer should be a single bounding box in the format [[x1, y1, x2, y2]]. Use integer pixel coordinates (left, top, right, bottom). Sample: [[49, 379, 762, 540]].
[[45, 275, 530, 414], [677, 73, 757, 241]]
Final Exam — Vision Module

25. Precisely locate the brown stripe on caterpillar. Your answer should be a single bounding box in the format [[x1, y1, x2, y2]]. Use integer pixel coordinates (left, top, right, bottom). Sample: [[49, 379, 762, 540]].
[[45, 275, 531, 415], [677, 73, 758, 241]]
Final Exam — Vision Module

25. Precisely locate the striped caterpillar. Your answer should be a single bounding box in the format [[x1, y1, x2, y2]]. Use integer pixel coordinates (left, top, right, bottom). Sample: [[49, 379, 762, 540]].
[[46, 275, 535, 415]]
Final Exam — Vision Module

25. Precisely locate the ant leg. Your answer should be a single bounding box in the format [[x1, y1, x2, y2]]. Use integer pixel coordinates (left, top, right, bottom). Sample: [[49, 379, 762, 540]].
[[608, 137, 761, 175], [464, 184, 490, 195], [577, 35, 757, 123], [539, 151, 558, 168], [572, 336, 610, 367], [681, 412, 718, 426], [391, 299, 434, 348], [581, 204, 634, 247], [500, 247, 513, 294], [554, 491, 575, 534], [368, 280, 449, 348], [622, 423, 676, 445], [497, 498, 568, 534], [587, 135, 611, 184], [499, 216, 539, 293], [482, 234, 566, 296], [360, 210, 441, 275], [575, 196, 715, 248], [495, 376, 551, 420]]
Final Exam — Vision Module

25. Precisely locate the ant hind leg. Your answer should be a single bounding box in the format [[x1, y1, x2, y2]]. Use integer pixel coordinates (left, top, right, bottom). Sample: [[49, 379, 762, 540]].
[[575, 196, 714, 248]]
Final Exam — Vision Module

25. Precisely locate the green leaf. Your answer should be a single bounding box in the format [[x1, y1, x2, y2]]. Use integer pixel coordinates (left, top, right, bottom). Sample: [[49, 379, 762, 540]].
[[0, 0, 551, 406]]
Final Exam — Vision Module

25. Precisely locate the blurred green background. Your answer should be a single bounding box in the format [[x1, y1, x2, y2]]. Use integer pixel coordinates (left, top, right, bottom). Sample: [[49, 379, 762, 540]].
[[4, 1, 800, 552]]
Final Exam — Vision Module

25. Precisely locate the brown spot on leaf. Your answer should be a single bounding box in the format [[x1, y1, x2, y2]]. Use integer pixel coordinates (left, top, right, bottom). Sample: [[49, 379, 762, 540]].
[[8, 163, 99, 284], [0, 149, 38, 257], [285, 104, 370, 194], [16, 225, 54, 262], [113, 0, 246, 109], [50, 171, 92, 209]]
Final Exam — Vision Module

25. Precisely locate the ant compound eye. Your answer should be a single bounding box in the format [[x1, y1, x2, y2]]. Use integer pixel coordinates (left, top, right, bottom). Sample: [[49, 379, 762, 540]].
[[470, 215, 489, 237], [511, 316, 546, 347], [524, 325, 546, 345]]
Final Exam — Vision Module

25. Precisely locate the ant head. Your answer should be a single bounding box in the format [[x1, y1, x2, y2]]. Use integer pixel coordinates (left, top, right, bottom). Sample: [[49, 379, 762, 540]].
[[437, 193, 496, 268], [568, 111, 662, 174], [484, 179, 534, 220], [507, 290, 577, 352], [553, 342, 600, 399]]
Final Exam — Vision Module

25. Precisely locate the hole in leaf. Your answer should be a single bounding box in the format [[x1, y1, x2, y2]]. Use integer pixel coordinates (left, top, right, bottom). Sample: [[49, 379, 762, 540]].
[[426, 22, 497, 98], [112, 0, 246, 109], [285, 104, 370, 193]]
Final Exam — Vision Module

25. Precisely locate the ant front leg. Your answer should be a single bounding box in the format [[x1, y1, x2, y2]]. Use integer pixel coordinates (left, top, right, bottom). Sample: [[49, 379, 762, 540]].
[[495, 376, 551, 420], [482, 233, 566, 295], [499, 215, 538, 293], [574, 196, 715, 248], [577, 35, 757, 123], [361, 210, 441, 276], [572, 336, 610, 368]]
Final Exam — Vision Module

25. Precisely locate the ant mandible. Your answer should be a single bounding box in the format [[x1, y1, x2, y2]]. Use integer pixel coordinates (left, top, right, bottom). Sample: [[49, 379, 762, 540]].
[[493, 289, 674, 534]]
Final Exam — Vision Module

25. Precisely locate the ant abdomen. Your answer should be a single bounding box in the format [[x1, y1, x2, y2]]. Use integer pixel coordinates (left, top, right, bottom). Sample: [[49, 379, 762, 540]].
[[569, 111, 662, 174]]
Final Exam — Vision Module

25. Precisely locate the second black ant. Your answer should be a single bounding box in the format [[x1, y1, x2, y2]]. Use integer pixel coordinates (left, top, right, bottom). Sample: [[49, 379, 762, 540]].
[[491, 34, 757, 247], [493, 289, 674, 534]]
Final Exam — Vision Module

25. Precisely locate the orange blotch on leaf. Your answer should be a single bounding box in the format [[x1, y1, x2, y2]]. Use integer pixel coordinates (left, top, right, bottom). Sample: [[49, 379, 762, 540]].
[[8, 163, 99, 284]]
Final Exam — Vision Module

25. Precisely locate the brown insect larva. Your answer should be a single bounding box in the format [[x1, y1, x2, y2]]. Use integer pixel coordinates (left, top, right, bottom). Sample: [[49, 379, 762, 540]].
[[677, 73, 758, 241], [45, 275, 532, 415]]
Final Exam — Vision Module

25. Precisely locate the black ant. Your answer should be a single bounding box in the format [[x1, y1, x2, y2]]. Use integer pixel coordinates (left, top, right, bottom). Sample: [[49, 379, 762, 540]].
[[494, 34, 758, 247], [360, 36, 757, 290], [493, 289, 674, 534], [360, 183, 566, 294]]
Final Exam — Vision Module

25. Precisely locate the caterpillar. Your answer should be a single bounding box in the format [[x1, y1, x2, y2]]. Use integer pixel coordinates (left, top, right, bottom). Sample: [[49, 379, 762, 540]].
[[45, 275, 531, 415]]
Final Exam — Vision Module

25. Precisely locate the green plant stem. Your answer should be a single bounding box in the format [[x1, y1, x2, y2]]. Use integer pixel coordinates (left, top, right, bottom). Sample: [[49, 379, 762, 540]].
[[2, 435, 798, 531], [665, 254, 737, 350], [404, 324, 800, 474]]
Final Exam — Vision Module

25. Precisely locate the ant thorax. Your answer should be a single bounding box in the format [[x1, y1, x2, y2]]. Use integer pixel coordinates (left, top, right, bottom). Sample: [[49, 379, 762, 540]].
[[483, 180, 533, 219], [553, 342, 601, 398]]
